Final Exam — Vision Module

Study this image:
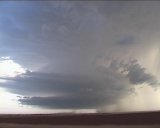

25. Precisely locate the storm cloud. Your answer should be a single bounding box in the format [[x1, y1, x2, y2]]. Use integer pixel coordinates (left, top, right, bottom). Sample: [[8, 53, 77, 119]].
[[1, 64, 130, 109], [0, 58, 157, 109], [1, 1, 160, 113]]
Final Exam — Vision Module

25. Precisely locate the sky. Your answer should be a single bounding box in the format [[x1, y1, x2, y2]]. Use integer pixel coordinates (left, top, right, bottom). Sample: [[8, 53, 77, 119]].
[[1, 1, 160, 114]]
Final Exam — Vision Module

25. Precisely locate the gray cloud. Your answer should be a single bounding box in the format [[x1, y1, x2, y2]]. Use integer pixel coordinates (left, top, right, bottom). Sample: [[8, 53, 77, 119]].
[[1, 1, 160, 72], [18, 95, 106, 109], [1, 1, 160, 112], [0, 60, 132, 109], [116, 36, 135, 46], [0, 58, 157, 110], [120, 59, 158, 86]]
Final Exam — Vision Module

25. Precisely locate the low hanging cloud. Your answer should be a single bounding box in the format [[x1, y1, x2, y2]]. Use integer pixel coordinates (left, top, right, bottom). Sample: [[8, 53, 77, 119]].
[[18, 95, 106, 109], [1, 1, 160, 112], [3, 70, 129, 109], [119, 59, 159, 86], [0, 60, 130, 109], [0, 58, 157, 110]]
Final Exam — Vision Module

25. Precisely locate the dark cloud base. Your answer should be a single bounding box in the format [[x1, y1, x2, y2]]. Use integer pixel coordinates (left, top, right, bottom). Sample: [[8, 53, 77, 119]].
[[0, 59, 156, 110]]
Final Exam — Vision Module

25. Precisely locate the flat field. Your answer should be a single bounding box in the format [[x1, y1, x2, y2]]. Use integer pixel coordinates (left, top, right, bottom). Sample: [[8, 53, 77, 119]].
[[1, 111, 160, 128], [0, 124, 160, 128]]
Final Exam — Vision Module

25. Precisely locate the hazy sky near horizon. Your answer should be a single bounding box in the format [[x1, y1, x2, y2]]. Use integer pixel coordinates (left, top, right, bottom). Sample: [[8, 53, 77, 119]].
[[1, 1, 160, 114]]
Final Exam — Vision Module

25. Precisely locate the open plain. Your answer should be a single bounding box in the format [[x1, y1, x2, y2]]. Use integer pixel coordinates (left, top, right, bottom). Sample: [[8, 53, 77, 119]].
[[1, 111, 160, 128]]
